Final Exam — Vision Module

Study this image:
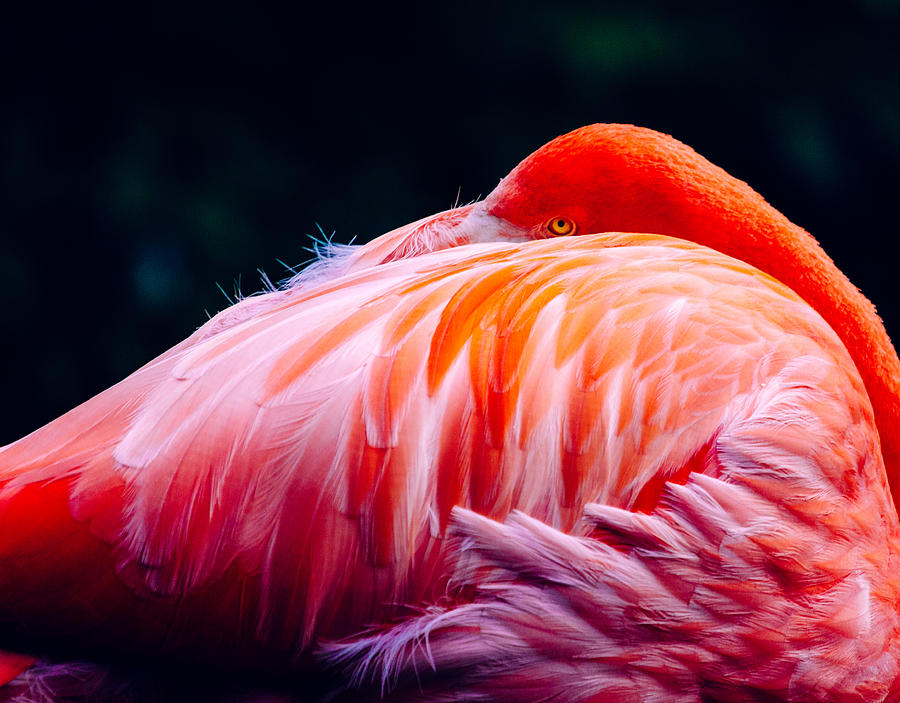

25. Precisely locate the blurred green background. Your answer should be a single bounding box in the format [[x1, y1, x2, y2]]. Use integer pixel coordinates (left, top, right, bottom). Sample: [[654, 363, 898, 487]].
[[1, 1, 898, 443]]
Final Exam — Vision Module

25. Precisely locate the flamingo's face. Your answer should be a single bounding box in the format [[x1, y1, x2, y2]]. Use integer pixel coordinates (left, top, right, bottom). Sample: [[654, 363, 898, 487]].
[[352, 123, 748, 273], [481, 123, 707, 244], [461, 201, 579, 243], [349, 124, 677, 270]]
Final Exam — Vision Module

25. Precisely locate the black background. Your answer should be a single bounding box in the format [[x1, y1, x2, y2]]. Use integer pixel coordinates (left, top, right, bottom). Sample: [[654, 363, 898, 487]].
[[2, 1, 898, 444]]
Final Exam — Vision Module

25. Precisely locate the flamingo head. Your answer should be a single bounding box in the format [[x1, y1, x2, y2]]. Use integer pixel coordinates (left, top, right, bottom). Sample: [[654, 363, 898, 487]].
[[481, 123, 796, 259], [349, 124, 798, 275]]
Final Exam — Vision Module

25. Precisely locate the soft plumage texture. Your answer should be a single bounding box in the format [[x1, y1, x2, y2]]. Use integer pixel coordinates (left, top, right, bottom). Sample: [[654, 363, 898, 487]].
[[328, 397, 900, 699], [3, 232, 898, 701], [2, 124, 900, 701]]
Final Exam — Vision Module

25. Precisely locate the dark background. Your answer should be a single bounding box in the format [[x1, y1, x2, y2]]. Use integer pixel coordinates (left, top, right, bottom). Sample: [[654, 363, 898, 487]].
[[1, 1, 898, 444]]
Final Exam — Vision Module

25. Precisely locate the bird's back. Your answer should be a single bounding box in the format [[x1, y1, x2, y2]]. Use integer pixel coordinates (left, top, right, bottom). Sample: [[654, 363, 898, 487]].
[[0, 233, 896, 694]]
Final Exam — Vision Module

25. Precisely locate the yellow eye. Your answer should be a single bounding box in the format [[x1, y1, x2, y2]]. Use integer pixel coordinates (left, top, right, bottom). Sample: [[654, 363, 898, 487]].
[[546, 216, 576, 236]]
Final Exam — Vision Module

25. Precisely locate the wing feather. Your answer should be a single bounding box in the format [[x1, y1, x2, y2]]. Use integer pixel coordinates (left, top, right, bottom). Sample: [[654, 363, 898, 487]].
[[0, 232, 865, 665]]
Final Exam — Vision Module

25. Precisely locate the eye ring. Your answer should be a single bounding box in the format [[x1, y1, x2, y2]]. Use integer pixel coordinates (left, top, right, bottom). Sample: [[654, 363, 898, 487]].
[[546, 216, 576, 236]]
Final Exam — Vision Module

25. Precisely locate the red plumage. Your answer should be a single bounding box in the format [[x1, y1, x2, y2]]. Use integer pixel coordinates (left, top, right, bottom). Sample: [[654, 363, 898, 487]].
[[1, 125, 899, 701]]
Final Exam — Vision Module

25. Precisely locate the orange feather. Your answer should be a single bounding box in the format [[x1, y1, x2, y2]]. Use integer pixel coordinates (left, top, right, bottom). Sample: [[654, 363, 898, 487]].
[[1, 125, 899, 701]]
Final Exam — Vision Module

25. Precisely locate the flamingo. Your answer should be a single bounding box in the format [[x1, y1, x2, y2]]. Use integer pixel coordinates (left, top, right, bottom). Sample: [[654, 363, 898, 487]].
[[0, 124, 898, 701]]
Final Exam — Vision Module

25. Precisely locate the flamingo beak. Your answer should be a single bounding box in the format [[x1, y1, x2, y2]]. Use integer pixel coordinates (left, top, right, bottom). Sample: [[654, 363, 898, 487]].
[[341, 202, 528, 274]]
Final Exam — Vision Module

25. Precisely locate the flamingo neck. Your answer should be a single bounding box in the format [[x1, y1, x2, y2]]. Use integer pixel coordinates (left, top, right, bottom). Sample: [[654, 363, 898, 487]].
[[684, 177, 900, 509], [783, 229, 900, 506]]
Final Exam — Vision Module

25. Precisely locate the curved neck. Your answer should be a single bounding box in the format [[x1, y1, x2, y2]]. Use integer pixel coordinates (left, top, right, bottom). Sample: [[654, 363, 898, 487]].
[[775, 224, 900, 505], [688, 174, 900, 508]]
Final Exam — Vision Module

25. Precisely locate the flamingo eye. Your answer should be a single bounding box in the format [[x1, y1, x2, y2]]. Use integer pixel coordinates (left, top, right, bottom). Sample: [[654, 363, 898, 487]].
[[546, 216, 576, 236]]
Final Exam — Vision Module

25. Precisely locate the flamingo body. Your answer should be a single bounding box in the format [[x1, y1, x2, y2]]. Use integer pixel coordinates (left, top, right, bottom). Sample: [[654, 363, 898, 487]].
[[0, 125, 899, 700]]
